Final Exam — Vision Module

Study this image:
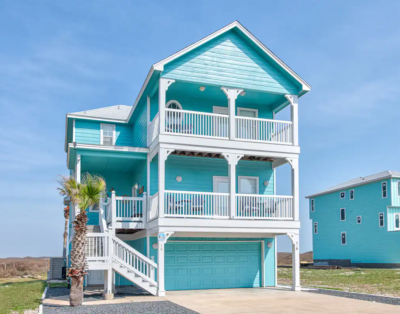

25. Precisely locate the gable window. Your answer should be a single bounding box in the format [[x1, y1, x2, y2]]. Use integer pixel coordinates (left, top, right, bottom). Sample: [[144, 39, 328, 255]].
[[398, 182, 400, 197], [311, 199, 315, 212], [341, 232, 346, 245], [395, 214, 400, 230], [379, 212, 384, 227], [100, 124, 115, 146], [357, 216, 362, 224], [314, 222, 318, 234], [340, 208, 346, 221], [382, 182, 387, 198], [350, 190, 354, 200], [340, 192, 345, 199], [166, 100, 183, 127]]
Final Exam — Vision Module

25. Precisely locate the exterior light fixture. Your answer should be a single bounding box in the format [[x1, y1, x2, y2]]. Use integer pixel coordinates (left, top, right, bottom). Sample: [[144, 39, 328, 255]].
[[263, 180, 269, 187], [240, 91, 246, 96], [199, 86, 206, 91], [176, 176, 182, 182], [267, 242, 273, 248], [152, 243, 158, 249]]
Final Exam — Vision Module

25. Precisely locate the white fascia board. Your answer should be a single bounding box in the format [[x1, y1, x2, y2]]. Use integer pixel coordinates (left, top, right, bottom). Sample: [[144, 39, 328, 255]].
[[69, 143, 149, 153], [305, 175, 400, 199], [66, 114, 127, 124], [64, 116, 69, 152], [153, 21, 311, 93]]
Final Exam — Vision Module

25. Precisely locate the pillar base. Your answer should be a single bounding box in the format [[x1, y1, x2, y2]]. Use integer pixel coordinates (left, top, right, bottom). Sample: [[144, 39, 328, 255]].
[[104, 293, 114, 300], [158, 290, 166, 297], [292, 285, 301, 292]]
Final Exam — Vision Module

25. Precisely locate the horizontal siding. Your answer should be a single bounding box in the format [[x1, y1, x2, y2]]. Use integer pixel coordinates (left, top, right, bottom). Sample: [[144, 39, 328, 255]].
[[132, 101, 147, 147], [162, 30, 298, 94], [388, 207, 400, 232], [131, 160, 147, 194], [310, 179, 400, 263], [115, 124, 133, 146]]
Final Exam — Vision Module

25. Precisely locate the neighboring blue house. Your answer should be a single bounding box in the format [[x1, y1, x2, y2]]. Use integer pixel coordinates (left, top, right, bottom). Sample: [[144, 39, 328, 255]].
[[64, 21, 311, 298], [306, 171, 400, 267]]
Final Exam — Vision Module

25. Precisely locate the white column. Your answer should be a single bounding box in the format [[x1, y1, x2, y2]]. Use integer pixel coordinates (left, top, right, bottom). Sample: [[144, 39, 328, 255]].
[[146, 230, 150, 258], [104, 268, 113, 299], [288, 233, 301, 291], [286, 158, 299, 221], [285, 95, 299, 146], [159, 78, 175, 135], [158, 148, 174, 218], [222, 153, 243, 218], [157, 233, 165, 296], [147, 155, 151, 222], [221, 87, 243, 140], [110, 191, 116, 235], [147, 96, 151, 146]]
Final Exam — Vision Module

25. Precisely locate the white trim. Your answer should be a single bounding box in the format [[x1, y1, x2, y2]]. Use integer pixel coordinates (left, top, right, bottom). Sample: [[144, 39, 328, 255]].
[[313, 222, 318, 234], [310, 199, 315, 212], [274, 236, 277, 287], [397, 181, 400, 197], [340, 191, 345, 199], [340, 208, 346, 221], [72, 119, 76, 142], [341, 232, 346, 245], [166, 100, 183, 110], [67, 114, 126, 123], [350, 189, 354, 200], [379, 212, 385, 228], [69, 143, 149, 153], [238, 176, 259, 194], [100, 123, 116, 146], [356, 215, 362, 224], [213, 176, 229, 193], [382, 181, 388, 198], [394, 213, 400, 231], [237, 107, 258, 118]]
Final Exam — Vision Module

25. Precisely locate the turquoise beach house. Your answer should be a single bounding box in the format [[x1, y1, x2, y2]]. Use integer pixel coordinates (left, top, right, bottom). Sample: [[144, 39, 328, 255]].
[[306, 171, 400, 267], [64, 21, 310, 297]]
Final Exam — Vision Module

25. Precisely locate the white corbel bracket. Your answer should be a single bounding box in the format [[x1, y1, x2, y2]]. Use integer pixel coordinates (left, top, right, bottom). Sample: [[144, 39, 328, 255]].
[[285, 94, 298, 105], [221, 87, 243, 100], [165, 79, 175, 91], [222, 153, 244, 166], [287, 233, 299, 251], [285, 158, 298, 169]]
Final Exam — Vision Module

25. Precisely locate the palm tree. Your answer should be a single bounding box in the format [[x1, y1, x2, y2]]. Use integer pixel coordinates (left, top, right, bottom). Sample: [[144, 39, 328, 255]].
[[58, 173, 106, 307]]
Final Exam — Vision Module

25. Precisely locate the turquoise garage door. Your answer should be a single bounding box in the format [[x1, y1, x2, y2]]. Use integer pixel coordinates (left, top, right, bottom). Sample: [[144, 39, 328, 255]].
[[165, 241, 262, 291]]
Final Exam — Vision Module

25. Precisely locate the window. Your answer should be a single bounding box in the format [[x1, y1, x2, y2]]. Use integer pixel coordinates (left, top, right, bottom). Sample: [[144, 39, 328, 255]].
[[340, 208, 346, 221], [314, 222, 318, 234], [341, 232, 346, 245], [357, 215, 362, 224], [311, 199, 315, 212], [100, 124, 115, 146], [382, 182, 387, 198], [395, 213, 400, 230], [89, 203, 99, 212], [379, 212, 385, 227], [350, 190, 354, 200], [238, 176, 259, 194], [398, 182, 400, 197], [166, 100, 183, 126], [340, 191, 345, 199]]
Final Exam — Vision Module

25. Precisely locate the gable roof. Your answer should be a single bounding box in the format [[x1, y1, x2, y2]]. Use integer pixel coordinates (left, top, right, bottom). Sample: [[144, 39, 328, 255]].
[[306, 171, 400, 198], [68, 105, 132, 122], [127, 20, 311, 122]]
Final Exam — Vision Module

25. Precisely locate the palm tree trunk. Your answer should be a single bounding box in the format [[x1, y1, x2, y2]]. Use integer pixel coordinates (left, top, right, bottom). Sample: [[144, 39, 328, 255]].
[[69, 211, 89, 307], [63, 218, 68, 258]]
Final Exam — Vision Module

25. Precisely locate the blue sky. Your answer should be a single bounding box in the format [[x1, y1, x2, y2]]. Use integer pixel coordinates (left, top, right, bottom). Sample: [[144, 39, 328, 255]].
[[1, 1, 400, 257]]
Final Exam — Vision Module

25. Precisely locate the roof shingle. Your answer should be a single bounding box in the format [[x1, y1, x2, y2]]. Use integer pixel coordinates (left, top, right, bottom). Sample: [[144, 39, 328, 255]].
[[69, 105, 132, 121]]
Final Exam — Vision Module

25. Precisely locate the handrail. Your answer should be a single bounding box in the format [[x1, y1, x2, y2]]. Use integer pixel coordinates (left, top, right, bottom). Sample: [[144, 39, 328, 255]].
[[165, 190, 229, 196], [236, 193, 293, 198], [235, 116, 292, 124], [165, 108, 228, 118]]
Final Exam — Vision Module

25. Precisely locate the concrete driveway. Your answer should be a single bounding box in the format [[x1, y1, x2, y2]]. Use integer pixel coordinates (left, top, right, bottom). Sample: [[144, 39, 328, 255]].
[[164, 288, 399, 314]]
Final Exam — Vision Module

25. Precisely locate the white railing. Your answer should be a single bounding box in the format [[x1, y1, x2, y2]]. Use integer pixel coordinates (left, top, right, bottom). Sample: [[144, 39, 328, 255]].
[[99, 198, 110, 232], [164, 191, 229, 218], [148, 192, 159, 222], [115, 195, 146, 222], [236, 195, 293, 220], [111, 235, 157, 284], [148, 113, 160, 145], [235, 117, 292, 144], [164, 109, 229, 139], [86, 233, 109, 261]]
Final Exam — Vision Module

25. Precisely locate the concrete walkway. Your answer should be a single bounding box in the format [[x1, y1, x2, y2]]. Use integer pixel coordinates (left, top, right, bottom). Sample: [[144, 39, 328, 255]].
[[44, 287, 400, 313]]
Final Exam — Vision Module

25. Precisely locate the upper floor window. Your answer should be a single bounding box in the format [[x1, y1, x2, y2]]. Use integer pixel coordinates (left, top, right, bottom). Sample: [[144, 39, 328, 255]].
[[340, 191, 345, 199], [382, 182, 387, 198], [379, 212, 384, 227], [314, 222, 318, 234], [311, 199, 315, 212], [101, 124, 115, 146], [350, 190, 354, 200], [166, 100, 182, 110], [341, 232, 346, 245], [395, 213, 400, 230], [340, 208, 346, 221], [166, 100, 183, 126], [357, 215, 362, 224], [398, 182, 400, 197]]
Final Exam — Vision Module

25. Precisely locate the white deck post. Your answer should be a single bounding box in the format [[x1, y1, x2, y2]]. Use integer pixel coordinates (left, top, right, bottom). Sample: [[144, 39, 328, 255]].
[[222, 153, 243, 218], [111, 191, 116, 235], [146, 230, 150, 258], [286, 158, 299, 221], [159, 78, 175, 135], [285, 95, 299, 146], [157, 232, 173, 296], [142, 192, 147, 225], [147, 155, 151, 222], [104, 268, 114, 299], [221, 87, 243, 140], [288, 233, 301, 291], [158, 148, 174, 218]]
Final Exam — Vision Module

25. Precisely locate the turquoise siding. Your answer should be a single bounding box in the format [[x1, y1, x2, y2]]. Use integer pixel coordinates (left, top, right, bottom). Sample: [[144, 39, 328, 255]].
[[391, 179, 400, 206], [132, 101, 147, 147], [150, 95, 158, 122], [74, 120, 133, 146], [388, 207, 400, 232], [310, 179, 400, 263], [162, 30, 299, 94]]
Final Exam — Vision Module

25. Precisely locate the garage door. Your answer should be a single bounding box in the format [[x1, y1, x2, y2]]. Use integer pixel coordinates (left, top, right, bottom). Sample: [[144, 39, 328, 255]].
[[165, 241, 261, 291]]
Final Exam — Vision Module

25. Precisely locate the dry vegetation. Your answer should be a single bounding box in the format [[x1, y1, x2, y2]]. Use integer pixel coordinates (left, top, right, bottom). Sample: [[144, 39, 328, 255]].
[[278, 251, 313, 266], [0, 258, 49, 278]]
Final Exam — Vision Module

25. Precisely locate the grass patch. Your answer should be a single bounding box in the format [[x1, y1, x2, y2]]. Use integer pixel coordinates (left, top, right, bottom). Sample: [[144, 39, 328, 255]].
[[0, 276, 46, 314], [278, 268, 400, 297]]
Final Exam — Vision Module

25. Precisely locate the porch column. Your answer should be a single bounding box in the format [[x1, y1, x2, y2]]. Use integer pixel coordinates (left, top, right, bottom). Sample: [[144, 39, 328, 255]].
[[159, 78, 175, 135], [221, 87, 243, 140], [104, 268, 114, 299], [288, 233, 301, 291], [286, 158, 299, 221], [222, 153, 243, 218], [285, 95, 299, 146], [157, 232, 174, 296], [158, 148, 174, 218]]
